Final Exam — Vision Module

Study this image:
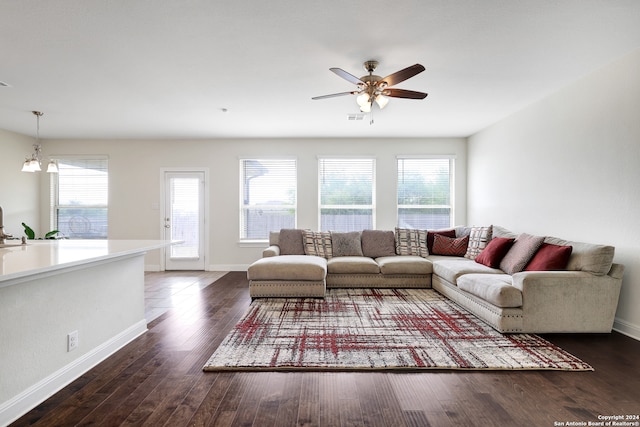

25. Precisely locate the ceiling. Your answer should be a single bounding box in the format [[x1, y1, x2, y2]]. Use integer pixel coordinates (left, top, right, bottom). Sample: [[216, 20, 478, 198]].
[[2, 0, 640, 140]]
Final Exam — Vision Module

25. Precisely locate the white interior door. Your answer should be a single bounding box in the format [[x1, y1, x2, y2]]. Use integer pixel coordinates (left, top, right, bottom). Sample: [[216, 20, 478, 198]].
[[163, 171, 206, 270]]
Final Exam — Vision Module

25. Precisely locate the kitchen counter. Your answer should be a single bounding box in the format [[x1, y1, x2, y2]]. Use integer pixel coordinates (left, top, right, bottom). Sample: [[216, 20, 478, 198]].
[[0, 239, 174, 425], [0, 239, 174, 287]]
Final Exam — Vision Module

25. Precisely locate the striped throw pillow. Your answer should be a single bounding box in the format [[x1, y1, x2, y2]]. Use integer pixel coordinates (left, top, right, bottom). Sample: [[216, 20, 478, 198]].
[[395, 227, 429, 257], [464, 225, 493, 260], [303, 230, 333, 259]]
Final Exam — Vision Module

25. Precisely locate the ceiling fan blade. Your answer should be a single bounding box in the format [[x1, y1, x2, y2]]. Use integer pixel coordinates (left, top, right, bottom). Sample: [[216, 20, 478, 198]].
[[312, 91, 356, 100], [385, 88, 428, 99], [330, 68, 364, 85], [381, 64, 426, 87]]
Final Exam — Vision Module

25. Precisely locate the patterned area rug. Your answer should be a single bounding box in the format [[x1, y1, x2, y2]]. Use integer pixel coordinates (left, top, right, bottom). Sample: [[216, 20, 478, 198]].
[[203, 288, 593, 371]]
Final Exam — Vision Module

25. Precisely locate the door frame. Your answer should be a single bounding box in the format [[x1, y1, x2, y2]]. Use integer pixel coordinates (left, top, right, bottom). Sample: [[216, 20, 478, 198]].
[[159, 167, 210, 271]]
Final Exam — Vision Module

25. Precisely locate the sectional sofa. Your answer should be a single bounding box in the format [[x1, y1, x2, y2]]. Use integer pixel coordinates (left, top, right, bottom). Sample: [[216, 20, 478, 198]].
[[246, 226, 624, 334]]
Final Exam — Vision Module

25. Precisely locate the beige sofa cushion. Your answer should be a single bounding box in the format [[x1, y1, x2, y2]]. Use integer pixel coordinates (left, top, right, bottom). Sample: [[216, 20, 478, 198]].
[[432, 259, 503, 284], [262, 245, 280, 257], [457, 274, 523, 308], [492, 225, 518, 239], [279, 229, 306, 255], [376, 256, 432, 275], [248, 255, 327, 281], [361, 230, 396, 258], [269, 231, 280, 246], [328, 256, 380, 274]]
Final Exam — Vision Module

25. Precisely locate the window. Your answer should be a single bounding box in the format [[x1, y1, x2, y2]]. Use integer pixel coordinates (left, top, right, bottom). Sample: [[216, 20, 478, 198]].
[[240, 158, 296, 240], [52, 157, 109, 239], [397, 157, 453, 229], [319, 157, 375, 231]]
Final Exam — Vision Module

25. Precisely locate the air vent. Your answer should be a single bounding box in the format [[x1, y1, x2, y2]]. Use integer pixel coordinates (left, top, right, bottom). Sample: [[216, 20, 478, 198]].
[[347, 113, 365, 121], [0, 81, 11, 87]]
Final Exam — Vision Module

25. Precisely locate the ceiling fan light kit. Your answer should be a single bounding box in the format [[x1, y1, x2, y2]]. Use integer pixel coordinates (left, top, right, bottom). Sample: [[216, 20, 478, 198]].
[[313, 60, 428, 118]]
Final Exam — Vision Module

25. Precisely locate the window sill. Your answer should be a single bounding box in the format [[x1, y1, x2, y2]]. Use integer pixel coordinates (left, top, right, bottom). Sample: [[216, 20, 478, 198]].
[[238, 240, 269, 248]]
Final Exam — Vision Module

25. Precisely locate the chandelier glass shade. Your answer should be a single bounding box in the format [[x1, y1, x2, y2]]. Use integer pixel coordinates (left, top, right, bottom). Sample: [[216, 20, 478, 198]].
[[21, 111, 58, 173]]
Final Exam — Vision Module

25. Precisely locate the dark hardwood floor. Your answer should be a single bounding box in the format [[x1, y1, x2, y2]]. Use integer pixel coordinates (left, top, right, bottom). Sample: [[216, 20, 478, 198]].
[[11, 271, 640, 427]]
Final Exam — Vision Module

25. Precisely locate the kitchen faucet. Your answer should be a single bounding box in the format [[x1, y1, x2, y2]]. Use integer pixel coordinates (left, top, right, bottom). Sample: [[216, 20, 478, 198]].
[[0, 206, 14, 244]]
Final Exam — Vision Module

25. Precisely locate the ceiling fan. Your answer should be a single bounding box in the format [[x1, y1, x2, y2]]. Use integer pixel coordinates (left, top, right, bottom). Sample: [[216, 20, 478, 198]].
[[312, 60, 428, 113]]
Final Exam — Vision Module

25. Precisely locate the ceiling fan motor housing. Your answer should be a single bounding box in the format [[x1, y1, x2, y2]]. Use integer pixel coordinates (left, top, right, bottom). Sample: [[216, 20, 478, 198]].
[[361, 61, 388, 92], [363, 60, 378, 72]]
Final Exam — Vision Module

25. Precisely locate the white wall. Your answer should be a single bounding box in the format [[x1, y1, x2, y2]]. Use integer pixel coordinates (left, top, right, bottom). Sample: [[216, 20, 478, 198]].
[[41, 137, 467, 270], [467, 48, 640, 339], [0, 129, 39, 237]]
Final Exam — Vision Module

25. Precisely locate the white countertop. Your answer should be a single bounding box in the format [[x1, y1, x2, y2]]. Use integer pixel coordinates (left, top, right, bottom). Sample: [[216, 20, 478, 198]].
[[0, 239, 175, 286]]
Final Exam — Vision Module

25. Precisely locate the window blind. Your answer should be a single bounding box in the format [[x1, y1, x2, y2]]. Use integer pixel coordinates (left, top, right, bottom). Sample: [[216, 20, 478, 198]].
[[397, 157, 452, 229], [54, 157, 109, 239], [319, 158, 375, 231], [240, 159, 297, 239]]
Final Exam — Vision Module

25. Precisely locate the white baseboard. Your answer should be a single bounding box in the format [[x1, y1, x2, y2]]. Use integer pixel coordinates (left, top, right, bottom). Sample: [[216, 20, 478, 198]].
[[209, 264, 248, 271], [145, 264, 247, 272], [613, 317, 640, 341], [0, 320, 148, 427], [145, 264, 161, 272]]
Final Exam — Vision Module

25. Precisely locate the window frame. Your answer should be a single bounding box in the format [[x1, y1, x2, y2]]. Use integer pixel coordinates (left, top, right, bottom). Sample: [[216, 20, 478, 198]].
[[239, 157, 297, 242], [396, 155, 455, 230], [318, 156, 376, 232]]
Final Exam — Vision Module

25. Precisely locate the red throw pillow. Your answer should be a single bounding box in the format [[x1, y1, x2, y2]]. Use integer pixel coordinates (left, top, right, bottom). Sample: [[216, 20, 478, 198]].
[[524, 243, 573, 271], [427, 229, 456, 253], [431, 234, 469, 257], [475, 237, 515, 268]]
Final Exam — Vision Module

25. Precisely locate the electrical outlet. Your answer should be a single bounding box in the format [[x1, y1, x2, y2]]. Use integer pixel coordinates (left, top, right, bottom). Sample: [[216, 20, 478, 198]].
[[67, 330, 78, 352]]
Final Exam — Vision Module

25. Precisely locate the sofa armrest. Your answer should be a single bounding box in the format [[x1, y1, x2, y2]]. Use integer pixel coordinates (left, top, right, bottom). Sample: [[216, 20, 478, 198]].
[[263, 245, 280, 257], [511, 270, 622, 332], [511, 270, 618, 291]]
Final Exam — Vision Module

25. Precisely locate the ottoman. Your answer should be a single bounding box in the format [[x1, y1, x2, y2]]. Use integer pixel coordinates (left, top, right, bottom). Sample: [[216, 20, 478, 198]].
[[247, 255, 327, 297]]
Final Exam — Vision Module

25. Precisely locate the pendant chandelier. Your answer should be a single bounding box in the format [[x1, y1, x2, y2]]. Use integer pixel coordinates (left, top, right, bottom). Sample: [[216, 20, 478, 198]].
[[21, 111, 58, 173]]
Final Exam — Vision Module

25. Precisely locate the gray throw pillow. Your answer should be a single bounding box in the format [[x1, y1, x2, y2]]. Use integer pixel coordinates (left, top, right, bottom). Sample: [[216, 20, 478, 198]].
[[361, 230, 396, 258], [499, 233, 545, 274], [278, 229, 305, 255], [331, 231, 364, 257]]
